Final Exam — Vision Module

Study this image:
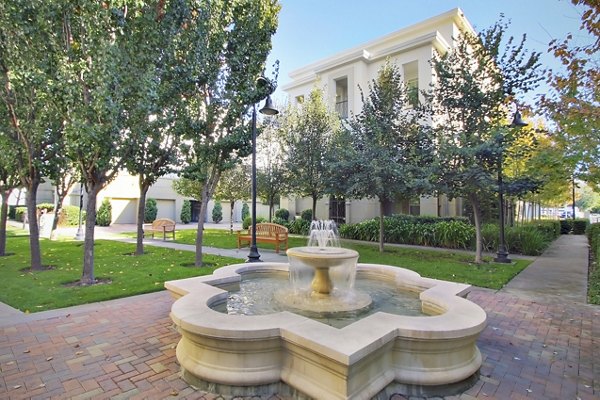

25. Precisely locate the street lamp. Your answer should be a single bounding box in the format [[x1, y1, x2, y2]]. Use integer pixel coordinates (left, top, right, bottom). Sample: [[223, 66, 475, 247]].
[[494, 109, 527, 264], [247, 77, 278, 263]]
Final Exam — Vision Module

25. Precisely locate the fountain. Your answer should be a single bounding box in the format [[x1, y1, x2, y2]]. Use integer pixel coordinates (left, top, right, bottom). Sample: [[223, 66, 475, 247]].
[[166, 220, 487, 399]]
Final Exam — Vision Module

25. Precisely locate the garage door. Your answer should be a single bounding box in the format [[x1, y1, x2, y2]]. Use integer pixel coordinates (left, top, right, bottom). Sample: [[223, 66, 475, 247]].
[[111, 198, 138, 224], [156, 199, 176, 221]]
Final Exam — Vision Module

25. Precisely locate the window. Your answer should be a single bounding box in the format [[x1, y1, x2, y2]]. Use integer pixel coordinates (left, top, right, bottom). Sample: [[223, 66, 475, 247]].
[[409, 198, 420, 216], [335, 77, 348, 118], [403, 61, 419, 108], [406, 77, 419, 108]]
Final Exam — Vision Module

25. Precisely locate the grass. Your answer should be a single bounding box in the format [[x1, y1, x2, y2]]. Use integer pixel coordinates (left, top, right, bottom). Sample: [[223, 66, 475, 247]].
[[173, 228, 529, 289], [1, 227, 531, 313], [0, 230, 242, 313]]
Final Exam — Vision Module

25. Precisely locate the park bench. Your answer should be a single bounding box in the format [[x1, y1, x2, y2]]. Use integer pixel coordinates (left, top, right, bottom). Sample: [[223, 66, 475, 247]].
[[143, 218, 176, 241], [237, 222, 288, 254]]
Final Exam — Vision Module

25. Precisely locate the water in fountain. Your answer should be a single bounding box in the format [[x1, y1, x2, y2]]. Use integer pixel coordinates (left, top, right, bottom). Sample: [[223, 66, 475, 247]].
[[307, 220, 340, 247]]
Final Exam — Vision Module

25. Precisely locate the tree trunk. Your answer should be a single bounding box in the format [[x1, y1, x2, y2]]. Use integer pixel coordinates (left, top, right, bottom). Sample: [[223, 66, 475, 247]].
[[195, 193, 210, 267], [269, 198, 274, 222], [50, 195, 61, 241], [135, 181, 150, 256], [81, 186, 99, 284], [0, 189, 12, 256], [26, 178, 43, 270], [229, 200, 234, 234], [312, 195, 317, 221], [378, 199, 385, 253], [468, 193, 483, 264]]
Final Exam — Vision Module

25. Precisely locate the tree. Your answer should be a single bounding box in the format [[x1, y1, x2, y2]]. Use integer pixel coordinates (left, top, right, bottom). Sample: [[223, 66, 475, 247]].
[[0, 136, 20, 256], [144, 198, 158, 223], [540, 1, 599, 188], [215, 164, 250, 233], [120, 2, 183, 256], [257, 116, 286, 221], [332, 62, 434, 252], [172, 0, 280, 267], [429, 19, 543, 263], [212, 202, 223, 223], [59, 1, 137, 284], [282, 87, 340, 220], [0, 0, 65, 269], [180, 200, 192, 224]]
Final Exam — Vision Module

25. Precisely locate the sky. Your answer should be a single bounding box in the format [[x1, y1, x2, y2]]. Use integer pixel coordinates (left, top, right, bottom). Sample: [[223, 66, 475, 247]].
[[266, 0, 590, 104]]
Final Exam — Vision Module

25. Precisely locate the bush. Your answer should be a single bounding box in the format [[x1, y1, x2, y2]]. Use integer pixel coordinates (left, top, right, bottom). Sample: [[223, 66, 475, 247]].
[[96, 199, 112, 226], [37, 203, 55, 213], [275, 208, 290, 222], [288, 218, 311, 235], [560, 219, 573, 234], [300, 209, 312, 221], [572, 219, 589, 235], [180, 200, 192, 224], [144, 198, 157, 223], [14, 207, 27, 221], [241, 203, 250, 221], [272, 217, 289, 227], [586, 223, 600, 304], [59, 205, 86, 226], [212, 202, 223, 223], [242, 216, 265, 230], [8, 205, 16, 220]]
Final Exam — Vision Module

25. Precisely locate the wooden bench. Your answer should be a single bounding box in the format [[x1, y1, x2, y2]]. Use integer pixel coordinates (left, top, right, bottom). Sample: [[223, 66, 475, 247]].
[[143, 218, 176, 241], [237, 222, 288, 253]]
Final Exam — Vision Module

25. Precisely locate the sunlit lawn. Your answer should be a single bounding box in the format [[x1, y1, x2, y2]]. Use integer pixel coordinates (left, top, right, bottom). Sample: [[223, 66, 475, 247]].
[[1, 227, 531, 313], [0, 229, 242, 313], [173, 228, 530, 289]]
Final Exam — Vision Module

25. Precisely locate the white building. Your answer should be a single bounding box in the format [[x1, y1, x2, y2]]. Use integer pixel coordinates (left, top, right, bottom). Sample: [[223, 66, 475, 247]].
[[281, 8, 473, 223]]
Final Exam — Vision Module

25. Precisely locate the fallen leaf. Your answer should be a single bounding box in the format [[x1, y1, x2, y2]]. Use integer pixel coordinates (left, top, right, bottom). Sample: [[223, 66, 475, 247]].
[[513, 357, 521, 360], [13, 385, 21, 389], [39, 383, 46, 388], [75, 351, 83, 356], [46, 357, 53, 361], [23, 349, 30, 354], [526, 389, 532, 393], [74, 344, 80, 348], [170, 390, 178, 396]]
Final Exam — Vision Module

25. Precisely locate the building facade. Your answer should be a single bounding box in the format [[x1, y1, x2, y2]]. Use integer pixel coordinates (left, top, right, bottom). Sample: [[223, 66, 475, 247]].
[[281, 8, 473, 223]]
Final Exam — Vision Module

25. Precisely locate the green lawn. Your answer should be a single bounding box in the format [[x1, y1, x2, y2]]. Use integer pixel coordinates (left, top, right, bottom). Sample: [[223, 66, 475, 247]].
[[1, 228, 531, 313], [173, 228, 529, 289], [0, 230, 242, 313]]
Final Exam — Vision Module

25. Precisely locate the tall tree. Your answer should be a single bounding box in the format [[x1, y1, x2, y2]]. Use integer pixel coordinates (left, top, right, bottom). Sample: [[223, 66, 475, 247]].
[[332, 62, 434, 252], [0, 0, 64, 269], [59, 1, 136, 284], [540, 0, 599, 188], [0, 134, 20, 256], [283, 87, 340, 220], [256, 115, 286, 221], [215, 164, 250, 233], [120, 2, 183, 256], [429, 19, 543, 263], [172, 0, 280, 267]]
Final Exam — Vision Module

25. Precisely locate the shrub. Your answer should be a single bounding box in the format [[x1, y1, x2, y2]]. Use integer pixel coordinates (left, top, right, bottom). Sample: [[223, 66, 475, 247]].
[[275, 208, 290, 221], [505, 226, 548, 256], [586, 223, 600, 304], [288, 218, 311, 235], [180, 200, 192, 224], [8, 205, 16, 220], [144, 198, 157, 223], [273, 217, 289, 227], [572, 219, 589, 235], [15, 207, 27, 221], [96, 199, 112, 226], [59, 205, 86, 226], [37, 203, 55, 213], [241, 203, 249, 221], [212, 202, 223, 223], [300, 209, 312, 221], [242, 216, 265, 230]]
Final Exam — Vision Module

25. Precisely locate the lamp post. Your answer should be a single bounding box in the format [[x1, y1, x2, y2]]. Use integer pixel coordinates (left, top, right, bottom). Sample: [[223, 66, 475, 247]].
[[494, 109, 527, 263], [247, 77, 278, 263], [74, 183, 84, 241]]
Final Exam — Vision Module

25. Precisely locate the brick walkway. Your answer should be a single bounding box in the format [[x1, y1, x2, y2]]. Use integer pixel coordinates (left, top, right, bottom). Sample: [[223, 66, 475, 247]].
[[1, 238, 599, 399]]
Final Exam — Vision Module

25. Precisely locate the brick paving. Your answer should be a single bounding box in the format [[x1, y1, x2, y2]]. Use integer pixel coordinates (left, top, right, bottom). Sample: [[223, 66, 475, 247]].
[[1, 237, 598, 399]]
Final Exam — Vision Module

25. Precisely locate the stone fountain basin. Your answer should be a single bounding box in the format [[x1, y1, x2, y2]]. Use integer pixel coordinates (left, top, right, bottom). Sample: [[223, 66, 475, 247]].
[[165, 262, 487, 400]]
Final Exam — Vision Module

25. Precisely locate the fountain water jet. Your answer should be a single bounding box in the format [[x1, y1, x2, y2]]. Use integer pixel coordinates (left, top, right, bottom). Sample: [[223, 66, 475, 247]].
[[166, 220, 487, 399]]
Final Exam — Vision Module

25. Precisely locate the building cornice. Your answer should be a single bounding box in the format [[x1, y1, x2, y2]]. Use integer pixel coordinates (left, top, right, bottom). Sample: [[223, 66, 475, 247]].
[[282, 8, 473, 92]]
